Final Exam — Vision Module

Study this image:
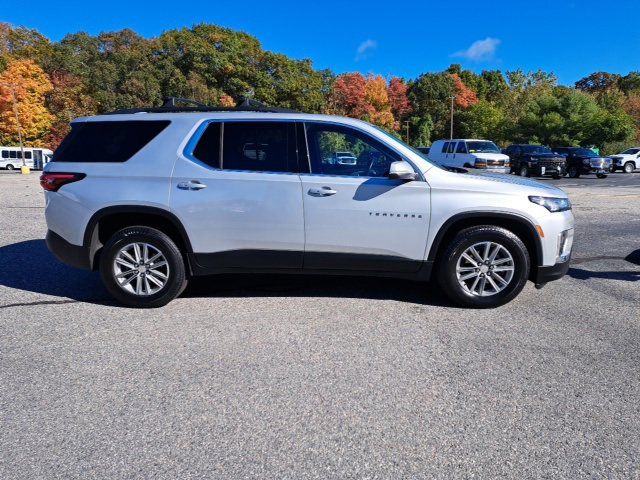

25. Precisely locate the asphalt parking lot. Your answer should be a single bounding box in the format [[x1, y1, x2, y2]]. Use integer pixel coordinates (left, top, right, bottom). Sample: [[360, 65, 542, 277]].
[[1, 170, 639, 479]]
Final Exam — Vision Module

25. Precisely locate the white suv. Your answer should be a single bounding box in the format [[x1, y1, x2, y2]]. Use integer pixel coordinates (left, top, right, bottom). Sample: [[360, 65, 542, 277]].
[[42, 100, 574, 308]]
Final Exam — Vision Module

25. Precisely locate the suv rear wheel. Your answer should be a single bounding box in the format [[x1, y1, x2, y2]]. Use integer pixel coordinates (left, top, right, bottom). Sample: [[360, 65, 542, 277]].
[[437, 226, 530, 308], [624, 162, 635, 174], [99, 226, 187, 308]]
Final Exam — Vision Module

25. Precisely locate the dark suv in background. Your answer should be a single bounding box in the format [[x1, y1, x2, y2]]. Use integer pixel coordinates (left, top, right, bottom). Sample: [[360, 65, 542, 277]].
[[552, 147, 610, 178], [505, 144, 566, 178]]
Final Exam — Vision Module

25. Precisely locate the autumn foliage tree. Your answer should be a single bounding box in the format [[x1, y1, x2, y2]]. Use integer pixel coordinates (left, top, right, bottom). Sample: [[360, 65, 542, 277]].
[[388, 77, 411, 120], [45, 72, 96, 148], [450, 73, 478, 108], [329, 73, 406, 131], [0, 58, 53, 146]]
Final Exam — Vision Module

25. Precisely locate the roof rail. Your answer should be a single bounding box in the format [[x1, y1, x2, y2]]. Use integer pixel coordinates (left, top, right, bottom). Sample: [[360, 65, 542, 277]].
[[107, 96, 300, 115]]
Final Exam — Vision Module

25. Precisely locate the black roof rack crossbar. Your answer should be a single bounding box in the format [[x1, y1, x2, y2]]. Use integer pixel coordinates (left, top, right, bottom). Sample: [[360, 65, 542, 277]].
[[107, 96, 300, 115]]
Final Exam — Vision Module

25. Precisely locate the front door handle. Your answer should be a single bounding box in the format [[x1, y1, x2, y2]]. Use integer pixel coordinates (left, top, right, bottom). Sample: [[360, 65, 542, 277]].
[[308, 186, 337, 197], [177, 180, 207, 191]]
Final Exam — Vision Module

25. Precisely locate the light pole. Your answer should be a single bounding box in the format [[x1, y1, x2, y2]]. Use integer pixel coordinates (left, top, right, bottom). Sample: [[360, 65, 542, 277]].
[[404, 120, 410, 145], [450, 95, 455, 140]]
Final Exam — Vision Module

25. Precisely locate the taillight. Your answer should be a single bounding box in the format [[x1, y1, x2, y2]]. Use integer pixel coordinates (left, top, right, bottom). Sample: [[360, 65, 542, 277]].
[[40, 172, 86, 192]]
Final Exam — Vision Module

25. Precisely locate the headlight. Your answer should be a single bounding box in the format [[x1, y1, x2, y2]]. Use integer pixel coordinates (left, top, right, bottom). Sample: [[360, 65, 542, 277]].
[[582, 158, 590, 165], [528, 196, 572, 212]]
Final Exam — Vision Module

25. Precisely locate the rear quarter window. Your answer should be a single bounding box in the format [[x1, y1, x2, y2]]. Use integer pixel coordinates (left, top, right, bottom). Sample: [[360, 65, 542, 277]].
[[53, 120, 170, 163]]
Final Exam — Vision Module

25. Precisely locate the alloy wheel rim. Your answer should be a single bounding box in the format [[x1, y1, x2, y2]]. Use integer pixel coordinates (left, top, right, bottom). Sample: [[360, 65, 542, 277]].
[[456, 241, 515, 297], [113, 242, 169, 296]]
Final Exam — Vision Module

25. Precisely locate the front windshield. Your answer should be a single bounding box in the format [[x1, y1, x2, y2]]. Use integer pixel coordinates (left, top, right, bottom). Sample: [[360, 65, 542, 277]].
[[522, 145, 552, 154], [574, 148, 598, 157], [466, 141, 500, 153]]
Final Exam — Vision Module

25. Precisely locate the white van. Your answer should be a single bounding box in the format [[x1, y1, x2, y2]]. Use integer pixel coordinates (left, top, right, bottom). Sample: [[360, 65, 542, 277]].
[[428, 139, 509, 173], [0, 146, 54, 170]]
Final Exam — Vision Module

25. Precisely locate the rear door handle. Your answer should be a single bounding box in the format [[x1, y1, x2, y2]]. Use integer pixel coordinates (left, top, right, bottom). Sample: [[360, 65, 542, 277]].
[[308, 186, 337, 197], [177, 180, 207, 191]]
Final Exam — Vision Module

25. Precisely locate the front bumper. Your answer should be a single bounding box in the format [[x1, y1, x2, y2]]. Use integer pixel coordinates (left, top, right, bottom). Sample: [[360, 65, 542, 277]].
[[532, 164, 566, 177], [534, 256, 571, 284], [478, 166, 510, 174], [46, 230, 92, 270]]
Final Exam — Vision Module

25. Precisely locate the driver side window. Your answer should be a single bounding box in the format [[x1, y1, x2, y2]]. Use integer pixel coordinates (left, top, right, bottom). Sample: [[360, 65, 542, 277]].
[[305, 123, 400, 177]]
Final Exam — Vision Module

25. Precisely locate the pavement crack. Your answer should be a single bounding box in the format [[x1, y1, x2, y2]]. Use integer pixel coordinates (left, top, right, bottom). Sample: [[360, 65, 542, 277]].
[[0, 298, 112, 309]]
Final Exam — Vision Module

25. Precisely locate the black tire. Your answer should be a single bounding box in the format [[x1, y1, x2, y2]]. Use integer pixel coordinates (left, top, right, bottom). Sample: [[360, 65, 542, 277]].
[[624, 162, 635, 174], [567, 165, 580, 178], [99, 226, 187, 308], [552, 174, 561, 179], [436, 226, 530, 308], [6, 164, 14, 171], [519, 165, 530, 177], [596, 173, 607, 179]]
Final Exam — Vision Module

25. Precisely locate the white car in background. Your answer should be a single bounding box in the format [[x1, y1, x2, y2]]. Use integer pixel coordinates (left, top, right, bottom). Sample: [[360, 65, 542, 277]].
[[428, 139, 510, 174], [609, 147, 640, 173]]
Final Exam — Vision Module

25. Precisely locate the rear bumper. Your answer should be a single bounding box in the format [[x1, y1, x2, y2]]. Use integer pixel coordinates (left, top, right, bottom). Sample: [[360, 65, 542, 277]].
[[46, 230, 92, 270], [534, 257, 571, 284]]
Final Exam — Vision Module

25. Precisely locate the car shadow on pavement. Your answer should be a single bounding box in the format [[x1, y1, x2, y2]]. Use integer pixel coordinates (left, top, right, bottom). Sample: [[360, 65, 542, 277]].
[[184, 273, 454, 307], [568, 268, 640, 282], [0, 239, 110, 304], [567, 249, 640, 282], [0, 239, 454, 307]]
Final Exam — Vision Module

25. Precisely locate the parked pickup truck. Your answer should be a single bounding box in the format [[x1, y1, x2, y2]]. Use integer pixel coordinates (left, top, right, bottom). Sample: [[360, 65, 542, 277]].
[[504, 144, 566, 179], [552, 147, 611, 178]]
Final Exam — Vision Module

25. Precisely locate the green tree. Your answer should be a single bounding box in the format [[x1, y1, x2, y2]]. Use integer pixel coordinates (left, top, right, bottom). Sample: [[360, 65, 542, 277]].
[[408, 73, 455, 140]]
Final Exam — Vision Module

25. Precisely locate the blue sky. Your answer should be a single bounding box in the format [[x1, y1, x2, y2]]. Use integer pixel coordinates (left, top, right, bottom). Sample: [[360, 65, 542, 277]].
[[2, 0, 639, 84]]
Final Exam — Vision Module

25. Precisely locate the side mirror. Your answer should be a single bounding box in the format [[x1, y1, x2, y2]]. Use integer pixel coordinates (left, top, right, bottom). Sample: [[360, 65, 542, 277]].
[[388, 160, 417, 181]]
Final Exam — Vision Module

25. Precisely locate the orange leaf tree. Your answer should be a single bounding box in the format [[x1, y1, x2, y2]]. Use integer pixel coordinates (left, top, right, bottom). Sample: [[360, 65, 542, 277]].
[[329, 73, 396, 131], [450, 73, 478, 109], [387, 77, 411, 120], [45, 72, 96, 149], [0, 58, 53, 146]]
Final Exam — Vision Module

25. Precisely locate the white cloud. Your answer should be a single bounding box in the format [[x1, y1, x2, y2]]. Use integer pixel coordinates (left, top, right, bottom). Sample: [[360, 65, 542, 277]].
[[452, 37, 501, 62], [355, 39, 377, 61]]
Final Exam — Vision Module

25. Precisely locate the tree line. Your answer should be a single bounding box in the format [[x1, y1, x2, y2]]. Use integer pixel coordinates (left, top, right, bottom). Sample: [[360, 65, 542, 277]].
[[1, 22, 638, 154]]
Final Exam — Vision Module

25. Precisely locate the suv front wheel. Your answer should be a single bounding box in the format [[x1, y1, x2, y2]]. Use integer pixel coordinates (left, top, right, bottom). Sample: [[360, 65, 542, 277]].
[[437, 226, 530, 308], [99, 226, 187, 308]]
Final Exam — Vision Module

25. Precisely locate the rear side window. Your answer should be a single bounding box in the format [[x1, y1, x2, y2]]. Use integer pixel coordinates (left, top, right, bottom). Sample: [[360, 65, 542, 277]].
[[192, 122, 221, 168], [441, 142, 449, 153], [9, 151, 16, 158], [53, 121, 170, 163], [456, 142, 467, 153], [447, 142, 456, 154], [222, 122, 296, 172], [25, 151, 32, 159], [1, 151, 7, 158]]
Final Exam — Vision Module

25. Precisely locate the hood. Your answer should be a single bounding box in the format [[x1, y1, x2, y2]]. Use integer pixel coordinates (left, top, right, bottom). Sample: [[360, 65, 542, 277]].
[[466, 172, 567, 196]]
